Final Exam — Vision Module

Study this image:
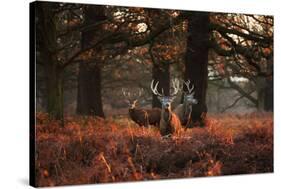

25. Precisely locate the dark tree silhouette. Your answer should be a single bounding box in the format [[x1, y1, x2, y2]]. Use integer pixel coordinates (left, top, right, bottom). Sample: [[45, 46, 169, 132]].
[[36, 2, 65, 120], [184, 12, 210, 126], [77, 5, 106, 117]]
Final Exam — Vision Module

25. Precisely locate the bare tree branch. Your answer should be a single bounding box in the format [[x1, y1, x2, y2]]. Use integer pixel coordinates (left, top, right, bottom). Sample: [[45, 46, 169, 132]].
[[210, 23, 272, 46], [220, 89, 256, 112], [227, 77, 258, 105]]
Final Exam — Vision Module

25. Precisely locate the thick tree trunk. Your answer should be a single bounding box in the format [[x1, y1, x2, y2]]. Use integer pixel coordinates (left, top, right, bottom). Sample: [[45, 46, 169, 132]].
[[76, 5, 106, 117], [256, 76, 267, 111], [184, 13, 210, 126], [256, 76, 273, 112], [264, 77, 273, 111], [264, 61, 273, 111], [77, 64, 104, 117], [37, 3, 64, 121], [46, 63, 64, 121], [152, 62, 170, 108]]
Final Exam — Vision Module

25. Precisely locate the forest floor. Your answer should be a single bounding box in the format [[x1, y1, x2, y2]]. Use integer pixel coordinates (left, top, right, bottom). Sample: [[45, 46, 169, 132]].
[[35, 112, 273, 187]]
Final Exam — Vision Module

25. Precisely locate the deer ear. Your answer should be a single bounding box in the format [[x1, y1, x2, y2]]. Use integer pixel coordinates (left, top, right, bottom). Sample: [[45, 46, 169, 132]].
[[134, 100, 138, 105], [157, 96, 162, 102]]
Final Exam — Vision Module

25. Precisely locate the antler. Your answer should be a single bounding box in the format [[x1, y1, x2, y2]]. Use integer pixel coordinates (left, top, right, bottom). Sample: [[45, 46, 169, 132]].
[[183, 80, 194, 93], [150, 80, 164, 97], [151, 79, 180, 97], [122, 88, 143, 99], [170, 78, 180, 97], [122, 88, 130, 97]]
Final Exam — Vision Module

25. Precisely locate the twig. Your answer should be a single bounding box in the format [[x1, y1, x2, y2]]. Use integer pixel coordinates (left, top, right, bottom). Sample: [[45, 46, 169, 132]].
[[99, 153, 115, 181]]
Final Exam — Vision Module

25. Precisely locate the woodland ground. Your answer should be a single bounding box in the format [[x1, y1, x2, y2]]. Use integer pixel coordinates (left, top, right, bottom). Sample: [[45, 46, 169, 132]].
[[35, 112, 273, 187]]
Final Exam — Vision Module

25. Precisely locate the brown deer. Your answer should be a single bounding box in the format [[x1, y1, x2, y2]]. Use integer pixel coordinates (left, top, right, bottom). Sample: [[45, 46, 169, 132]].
[[123, 88, 161, 127], [150, 79, 182, 136], [174, 80, 198, 127]]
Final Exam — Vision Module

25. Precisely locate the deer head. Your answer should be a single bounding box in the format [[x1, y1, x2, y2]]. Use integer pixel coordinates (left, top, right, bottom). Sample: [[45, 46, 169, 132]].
[[151, 79, 180, 110], [183, 80, 198, 105], [122, 88, 143, 109]]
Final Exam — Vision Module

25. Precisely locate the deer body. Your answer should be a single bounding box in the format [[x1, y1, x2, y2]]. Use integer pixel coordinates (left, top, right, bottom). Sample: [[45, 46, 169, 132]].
[[123, 87, 161, 127], [129, 105, 161, 127], [174, 104, 187, 125], [160, 107, 182, 136], [146, 108, 162, 126], [174, 99, 196, 127], [151, 79, 182, 136], [174, 80, 198, 127]]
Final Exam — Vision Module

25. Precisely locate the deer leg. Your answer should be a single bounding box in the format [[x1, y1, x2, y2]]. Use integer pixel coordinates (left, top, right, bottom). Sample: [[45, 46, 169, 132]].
[[144, 112, 149, 127], [186, 106, 193, 128]]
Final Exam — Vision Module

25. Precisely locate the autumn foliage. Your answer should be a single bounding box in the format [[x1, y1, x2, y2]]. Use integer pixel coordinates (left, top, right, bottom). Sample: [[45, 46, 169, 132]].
[[35, 112, 273, 187]]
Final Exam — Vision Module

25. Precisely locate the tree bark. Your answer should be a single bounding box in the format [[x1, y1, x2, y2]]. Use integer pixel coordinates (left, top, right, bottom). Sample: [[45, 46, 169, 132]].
[[184, 12, 210, 126], [264, 61, 273, 111], [264, 77, 273, 111], [77, 64, 104, 117], [256, 76, 267, 111], [46, 63, 64, 120], [37, 3, 64, 121], [76, 5, 106, 117], [152, 62, 170, 108]]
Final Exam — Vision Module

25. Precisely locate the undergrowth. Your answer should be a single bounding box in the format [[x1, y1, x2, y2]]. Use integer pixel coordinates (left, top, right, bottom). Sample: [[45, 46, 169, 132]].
[[35, 112, 273, 187]]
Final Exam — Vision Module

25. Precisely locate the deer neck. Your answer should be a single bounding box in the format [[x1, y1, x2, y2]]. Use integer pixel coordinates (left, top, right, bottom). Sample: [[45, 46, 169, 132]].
[[183, 100, 189, 116], [129, 107, 135, 116], [161, 107, 172, 123]]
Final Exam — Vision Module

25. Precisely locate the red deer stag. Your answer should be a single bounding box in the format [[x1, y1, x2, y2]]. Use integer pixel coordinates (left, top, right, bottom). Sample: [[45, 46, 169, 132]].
[[174, 80, 198, 127], [150, 79, 182, 136], [122, 88, 161, 127]]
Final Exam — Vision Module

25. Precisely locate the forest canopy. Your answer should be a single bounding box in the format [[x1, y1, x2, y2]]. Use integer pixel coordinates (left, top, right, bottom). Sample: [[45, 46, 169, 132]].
[[35, 2, 273, 122]]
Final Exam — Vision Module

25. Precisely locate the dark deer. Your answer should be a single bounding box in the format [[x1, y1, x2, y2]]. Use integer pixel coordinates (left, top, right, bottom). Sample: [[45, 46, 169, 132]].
[[174, 80, 198, 127], [151, 79, 182, 136], [123, 88, 161, 127]]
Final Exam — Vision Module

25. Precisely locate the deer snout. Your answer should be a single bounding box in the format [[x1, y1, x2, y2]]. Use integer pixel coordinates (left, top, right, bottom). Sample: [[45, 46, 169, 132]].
[[164, 103, 171, 110], [192, 99, 198, 104]]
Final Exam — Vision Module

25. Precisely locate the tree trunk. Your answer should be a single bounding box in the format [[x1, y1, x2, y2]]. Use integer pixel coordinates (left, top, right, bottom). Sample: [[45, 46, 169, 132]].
[[257, 91, 265, 111], [46, 63, 64, 120], [256, 76, 267, 111], [152, 62, 170, 108], [77, 64, 105, 117], [36, 3, 64, 121], [264, 60, 273, 111], [184, 12, 210, 126], [264, 77, 273, 111], [76, 5, 106, 117]]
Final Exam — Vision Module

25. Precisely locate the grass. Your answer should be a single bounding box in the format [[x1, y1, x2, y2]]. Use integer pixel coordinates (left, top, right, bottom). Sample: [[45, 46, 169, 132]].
[[34, 112, 273, 187]]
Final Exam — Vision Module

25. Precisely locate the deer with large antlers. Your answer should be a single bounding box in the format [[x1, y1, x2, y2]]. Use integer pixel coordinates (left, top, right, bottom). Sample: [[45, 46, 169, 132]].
[[174, 80, 198, 127], [151, 79, 182, 136], [123, 88, 161, 127]]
